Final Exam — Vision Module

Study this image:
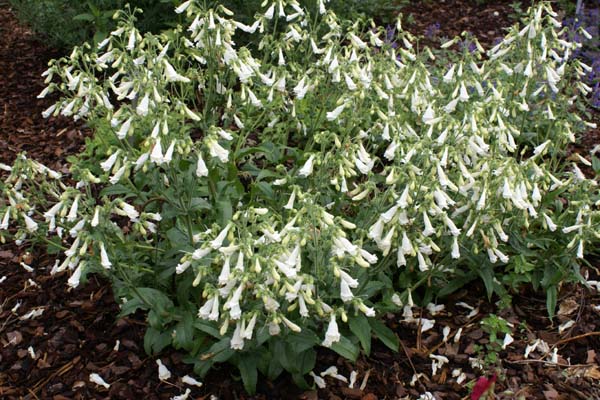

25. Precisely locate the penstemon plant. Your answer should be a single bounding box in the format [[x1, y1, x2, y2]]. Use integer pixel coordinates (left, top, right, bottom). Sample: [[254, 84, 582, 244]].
[[1, 0, 599, 392]]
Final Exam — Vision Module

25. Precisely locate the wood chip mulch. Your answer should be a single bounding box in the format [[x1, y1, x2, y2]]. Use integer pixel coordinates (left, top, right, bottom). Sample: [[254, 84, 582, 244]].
[[1, 1, 600, 399]]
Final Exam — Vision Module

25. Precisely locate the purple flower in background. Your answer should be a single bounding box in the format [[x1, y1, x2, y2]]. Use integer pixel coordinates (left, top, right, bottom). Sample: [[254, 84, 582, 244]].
[[424, 22, 441, 39], [565, 3, 600, 108], [459, 38, 477, 53], [384, 25, 399, 49]]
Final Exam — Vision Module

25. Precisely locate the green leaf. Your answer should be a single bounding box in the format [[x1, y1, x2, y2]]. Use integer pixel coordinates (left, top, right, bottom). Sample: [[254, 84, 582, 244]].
[[73, 13, 95, 22], [193, 320, 221, 339], [438, 273, 476, 297], [546, 285, 557, 318], [217, 199, 233, 226], [100, 184, 134, 197], [253, 181, 274, 200], [330, 336, 359, 361], [204, 338, 235, 363], [369, 319, 399, 352], [296, 348, 316, 374], [478, 264, 495, 299], [287, 330, 320, 354], [173, 311, 194, 350], [359, 280, 386, 299], [144, 326, 172, 355], [592, 156, 600, 173], [189, 197, 211, 211], [348, 314, 371, 355], [238, 356, 258, 394]]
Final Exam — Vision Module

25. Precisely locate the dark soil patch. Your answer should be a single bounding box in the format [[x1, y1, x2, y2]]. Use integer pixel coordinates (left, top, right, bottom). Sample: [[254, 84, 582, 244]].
[[1, 1, 600, 399]]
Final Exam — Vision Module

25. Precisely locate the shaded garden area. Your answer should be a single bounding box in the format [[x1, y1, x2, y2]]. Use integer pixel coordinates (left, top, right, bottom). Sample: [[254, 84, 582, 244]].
[[1, 0, 600, 399]]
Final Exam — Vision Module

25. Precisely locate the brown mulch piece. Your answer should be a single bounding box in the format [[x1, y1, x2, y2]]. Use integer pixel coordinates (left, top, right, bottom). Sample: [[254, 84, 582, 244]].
[[0, 1, 88, 171], [397, 0, 533, 49], [1, 1, 600, 399]]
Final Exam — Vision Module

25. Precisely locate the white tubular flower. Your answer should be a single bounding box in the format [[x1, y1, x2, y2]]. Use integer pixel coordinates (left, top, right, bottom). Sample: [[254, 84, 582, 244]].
[[310, 371, 326, 388], [1, 207, 11, 230], [67, 196, 80, 222], [196, 154, 208, 177], [326, 103, 346, 121], [451, 236, 460, 259], [502, 333, 514, 350], [230, 321, 245, 350], [164, 60, 190, 83], [340, 278, 354, 302], [417, 251, 429, 271], [476, 187, 487, 210], [494, 248, 509, 263], [577, 240, 584, 259], [322, 314, 341, 347], [422, 212, 435, 237], [444, 214, 461, 236], [379, 226, 395, 256], [44, 202, 63, 221], [156, 359, 172, 381], [175, 0, 192, 13], [339, 270, 359, 288], [422, 105, 435, 124], [502, 179, 512, 199], [23, 214, 38, 233], [384, 141, 398, 160], [192, 247, 211, 260], [264, 3, 275, 19], [533, 140, 550, 156], [333, 236, 357, 256], [198, 296, 215, 319], [458, 82, 469, 102], [89, 373, 111, 389], [42, 104, 57, 118], [120, 202, 139, 221], [163, 141, 175, 165], [127, 29, 136, 51], [293, 76, 309, 99], [210, 223, 233, 249], [109, 163, 127, 184], [284, 189, 296, 210], [443, 64, 455, 83], [282, 316, 302, 332], [298, 155, 315, 177], [274, 259, 296, 277], [243, 314, 258, 339], [218, 256, 232, 285], [208, 139, 229, 163], [298, 295, 309, 317], [359, 249, 378, 264], [349, 33, 367, 49], [562, 224, 583, 234], [224, 283, 244, 319], [100, 243, 112, 269], [209, 296, 220, 321], [136, 93, 150, 116], [542, 213, 557, 231], [134, 152, 149, 171], [181, 375, 203, 388], [116, 117, 132, 140], [401, 232, 413, 255], [398, 186, 410, 209], [67, 262, 83, 288], [344, 73, 357, 91], [368, 218, 384, 242]]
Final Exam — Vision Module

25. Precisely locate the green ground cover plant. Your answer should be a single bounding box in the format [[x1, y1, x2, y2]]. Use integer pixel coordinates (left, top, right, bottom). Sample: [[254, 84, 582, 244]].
[[1, 0, 598, 393]]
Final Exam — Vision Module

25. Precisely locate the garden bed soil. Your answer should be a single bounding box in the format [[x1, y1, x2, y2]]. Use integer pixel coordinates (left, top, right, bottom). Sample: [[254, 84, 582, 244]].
[[1, 1, 600, 399]]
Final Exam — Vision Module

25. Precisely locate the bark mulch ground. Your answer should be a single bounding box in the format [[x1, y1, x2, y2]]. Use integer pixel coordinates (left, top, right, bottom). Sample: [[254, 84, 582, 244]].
[[1, 1, 600, 399]]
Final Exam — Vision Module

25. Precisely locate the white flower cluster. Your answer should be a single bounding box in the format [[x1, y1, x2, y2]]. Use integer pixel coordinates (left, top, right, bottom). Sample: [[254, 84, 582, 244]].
[[1, 0, 599, 359]]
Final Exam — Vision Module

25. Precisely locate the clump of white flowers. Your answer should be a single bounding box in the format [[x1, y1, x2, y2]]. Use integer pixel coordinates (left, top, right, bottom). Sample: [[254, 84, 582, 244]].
[[1, 0, 599, 392]]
